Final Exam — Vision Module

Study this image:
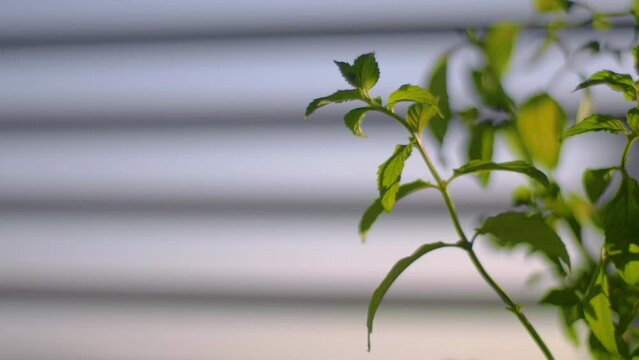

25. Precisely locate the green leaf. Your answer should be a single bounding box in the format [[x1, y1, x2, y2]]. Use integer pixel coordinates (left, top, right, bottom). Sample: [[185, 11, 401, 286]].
[[583, 264, 619, 355], [344, 107, 373, 138], [619, 245, 639, 286], [452, 160, 551, 189], [604, 177, 639, 269], [334, 53, 380, 91], [472, 67, 514, 112], [467, 122, 495, 186], [517, 93, 566, 169], [359, 179, 436, 240], [377, 144, 413, 212], [406, 103, 438, 134], [483, 22, 520, 79], [540, 288, 580, 306], [305, 89, 363, 118], [477, 211, 570, 267], [533, 0, 572, 13], [427, 54, 451, 144], [387, 84, 437, 110], [628, 108, 639, 133], [576, 91, 594, 123], [583, 167, 616, 203], [592, 12, 612, 32], [575, 70, 637, 101], [367, 241, 454, 351], [633, 45, 639, 76], [563, 115, 627, 139], [458, 107, 480, 123], [512, 186, 533, 206]]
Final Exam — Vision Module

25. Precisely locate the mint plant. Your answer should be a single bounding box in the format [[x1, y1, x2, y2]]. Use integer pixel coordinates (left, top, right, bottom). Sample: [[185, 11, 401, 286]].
[[305, 1, 639, 359]]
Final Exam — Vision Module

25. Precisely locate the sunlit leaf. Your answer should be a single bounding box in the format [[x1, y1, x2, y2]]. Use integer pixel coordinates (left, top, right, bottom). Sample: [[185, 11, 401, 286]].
[[477, 211, 570, 267], [334, 53, 380, 91], [305, 89, 363, 118], [583, 264, 619, 355], [583, 167, 616, 203], [512, 186, 533, 206], [575, 70, 637, 101], [563, 115, 627, 139], [619, 245, 639, 286], [344, 107, 373, 138], [367, 241, 454, 351], [452, 160, 550, 189], [605, 177, 639, 269], [387, 84, 437, 110], [517, 93, 566, 169], [406, 103, 438, 134], [467, 122, 495, 186], [483, 22, 520, 78], [628, 107, 639, 133], [377, 144, 413, 212], [428, 54, 451, 144], [359, 179, 436, 240], [576, 91, 594, 123]]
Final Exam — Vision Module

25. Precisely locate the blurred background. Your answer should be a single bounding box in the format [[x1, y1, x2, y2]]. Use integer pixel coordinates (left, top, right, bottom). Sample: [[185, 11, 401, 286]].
[[0, 0, 637, 359]]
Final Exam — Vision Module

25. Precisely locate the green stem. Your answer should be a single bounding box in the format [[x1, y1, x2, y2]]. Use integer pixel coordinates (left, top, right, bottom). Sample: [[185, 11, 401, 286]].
[[412, 133, 555, 360]]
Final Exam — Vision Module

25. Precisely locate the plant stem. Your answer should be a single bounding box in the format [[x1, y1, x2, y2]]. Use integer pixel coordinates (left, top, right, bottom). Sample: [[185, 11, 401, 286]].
[[412, 134, 555, 360]]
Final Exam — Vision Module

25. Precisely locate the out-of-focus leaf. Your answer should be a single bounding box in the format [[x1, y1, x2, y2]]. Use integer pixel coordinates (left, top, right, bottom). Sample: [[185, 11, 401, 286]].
[[367, 241, 454, 351], [305, 90, 363, 118], [605, 177, 639, 269], [512, 186, 533, 206], [458, 107, 480, 123], [541, 288, 580, 306], [472, 67, 514, 112], [359, 179, 436, 240], [343, 107, 373, 138], [576, 91, 594, 123], [377, 144, 413, 212], [406, 103, 438, 134], [467, 122, 495, 186], [628, 108, 639, 133], [478, 211, 570, 267], [452, 160, 551, 189], [633, 44, 639, 76], [592, 12, 612, 32], [517, 93, 566, 169], [387, 84, 437, 110], [428, 54, 451, 144], [580, 41, 601, 54], [483, 22, 520, 78], [564, 115, 627, 139], [575, 70, 637, 101], [583, 264, 619, 355], [334, 53, 380, 91], [533, 0, 572, 13], [583, 167, 616, 203]]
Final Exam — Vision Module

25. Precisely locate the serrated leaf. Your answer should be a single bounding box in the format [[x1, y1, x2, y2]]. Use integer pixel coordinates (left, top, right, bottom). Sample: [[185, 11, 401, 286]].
[[452, 160, 551, 189], [367, 241, 454, 351], [305, 89, 363, 118], [387, 84, 437, 110], [604, 177, 639, 269], [377, 144, 413, 212], [483, 22, 520, 79], [540, 288, 580, 306], [334, 53, 380, 91], [472, 67, 514, 112], [628, 108, 639, 133], [517, 93, 566, 169], [406, 103, 438, 134], [575, 70, 637, 101], [583, 264, 619, 355], [359, 179, 436, 240], [583, 167, 616, 203], [467, 123, 495, 186], [428, 54, 451, 144], [477, 211, 570, 267], [344, 107, 373, 138], [564, 115, 627, 139], [533, 0, 571, 13]]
